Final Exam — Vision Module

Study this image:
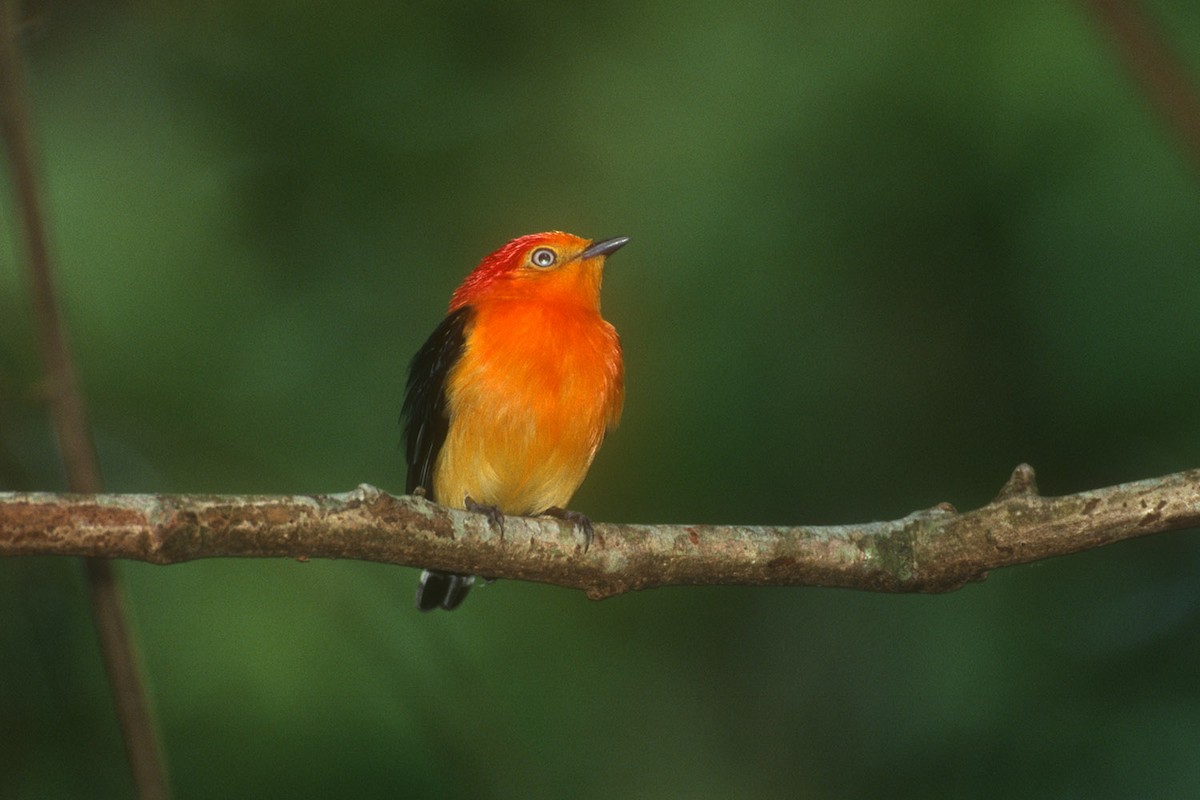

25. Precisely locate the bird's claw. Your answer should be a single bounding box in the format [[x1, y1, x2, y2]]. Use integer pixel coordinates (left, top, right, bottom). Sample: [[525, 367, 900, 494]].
[[544, 506, 594, 553], [465, 496, 505, 539]]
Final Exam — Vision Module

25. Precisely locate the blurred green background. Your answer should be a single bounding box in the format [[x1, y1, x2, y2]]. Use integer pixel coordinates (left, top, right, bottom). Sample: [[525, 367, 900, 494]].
[[2, 0, 1200, 797]]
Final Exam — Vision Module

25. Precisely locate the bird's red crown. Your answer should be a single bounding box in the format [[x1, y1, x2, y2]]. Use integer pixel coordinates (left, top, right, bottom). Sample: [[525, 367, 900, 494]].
[[448, 231, 588, 311]]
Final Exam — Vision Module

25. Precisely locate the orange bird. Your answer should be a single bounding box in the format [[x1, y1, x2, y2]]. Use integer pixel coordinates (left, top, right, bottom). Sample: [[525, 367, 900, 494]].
[[402, 232, 628, 611]]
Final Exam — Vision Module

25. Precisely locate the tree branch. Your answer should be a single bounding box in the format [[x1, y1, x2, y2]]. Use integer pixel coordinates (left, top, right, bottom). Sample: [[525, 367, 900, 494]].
[[1, 465, 1196, 598], [1080, 0, 1200, 172], [0, 4, 170, 797]]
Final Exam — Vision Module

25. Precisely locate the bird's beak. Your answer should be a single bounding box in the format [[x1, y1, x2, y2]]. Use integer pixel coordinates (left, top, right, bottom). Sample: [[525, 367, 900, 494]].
[[580, 236, 630, 260]]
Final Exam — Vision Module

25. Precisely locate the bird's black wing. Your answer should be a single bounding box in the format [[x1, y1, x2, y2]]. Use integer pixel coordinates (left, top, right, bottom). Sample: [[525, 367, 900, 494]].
[[401, 305, 472, 497]]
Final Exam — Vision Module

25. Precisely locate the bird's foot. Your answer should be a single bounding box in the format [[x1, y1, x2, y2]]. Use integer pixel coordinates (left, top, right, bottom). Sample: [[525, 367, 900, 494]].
[[465, 495, 505, 540], [543, 506, 594, 553]]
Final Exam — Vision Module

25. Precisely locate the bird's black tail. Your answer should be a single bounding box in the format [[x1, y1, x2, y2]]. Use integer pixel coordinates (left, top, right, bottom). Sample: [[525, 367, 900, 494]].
[[416, 570, 474, 611]]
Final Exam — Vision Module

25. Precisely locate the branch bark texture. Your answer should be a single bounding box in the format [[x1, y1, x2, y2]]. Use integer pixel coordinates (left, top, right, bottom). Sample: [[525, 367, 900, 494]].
[[2, 465, 1196, 599]]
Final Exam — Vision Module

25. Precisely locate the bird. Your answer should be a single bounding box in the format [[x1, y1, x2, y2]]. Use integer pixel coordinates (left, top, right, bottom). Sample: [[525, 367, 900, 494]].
[[402, 231, 628, 611]]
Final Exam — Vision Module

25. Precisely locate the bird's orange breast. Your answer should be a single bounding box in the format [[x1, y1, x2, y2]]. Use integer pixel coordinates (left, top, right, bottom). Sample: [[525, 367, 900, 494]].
[[432, 298, 623, 515]]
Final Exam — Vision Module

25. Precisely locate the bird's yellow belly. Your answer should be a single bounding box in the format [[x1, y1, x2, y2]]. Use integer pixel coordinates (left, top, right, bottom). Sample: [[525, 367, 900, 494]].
[[433, 410, 597, 514]]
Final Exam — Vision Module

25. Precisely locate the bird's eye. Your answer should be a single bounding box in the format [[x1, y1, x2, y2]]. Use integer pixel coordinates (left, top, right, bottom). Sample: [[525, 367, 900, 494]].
[[530, 248, 557, 268]]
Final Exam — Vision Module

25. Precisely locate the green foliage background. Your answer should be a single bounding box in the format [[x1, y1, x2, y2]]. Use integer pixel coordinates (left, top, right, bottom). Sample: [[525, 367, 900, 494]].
[[2, 1, 1200, 797]]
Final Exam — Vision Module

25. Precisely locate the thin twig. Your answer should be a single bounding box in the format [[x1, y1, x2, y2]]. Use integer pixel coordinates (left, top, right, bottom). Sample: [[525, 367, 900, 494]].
[[1, 465, 1196, 598], [1081, 0, 1200, 172], [0, 3, 170, 798]]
